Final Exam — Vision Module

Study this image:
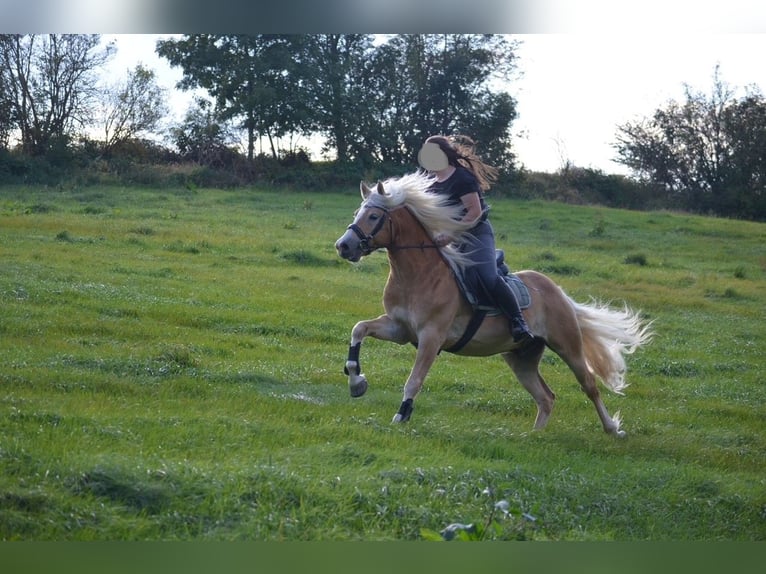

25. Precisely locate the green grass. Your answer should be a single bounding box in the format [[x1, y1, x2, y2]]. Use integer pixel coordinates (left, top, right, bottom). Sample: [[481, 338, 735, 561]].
[[1, 184, 764, 540]]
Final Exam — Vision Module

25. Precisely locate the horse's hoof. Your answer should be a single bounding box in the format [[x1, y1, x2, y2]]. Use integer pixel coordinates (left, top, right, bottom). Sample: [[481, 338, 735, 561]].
[[392, 413, 404, 423], [614, 429, 627, 438], [349, 375, 368, 398]]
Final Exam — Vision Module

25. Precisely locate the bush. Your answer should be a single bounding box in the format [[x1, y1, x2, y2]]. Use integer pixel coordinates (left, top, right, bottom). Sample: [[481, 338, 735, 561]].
[[509, 166, 666, 211]]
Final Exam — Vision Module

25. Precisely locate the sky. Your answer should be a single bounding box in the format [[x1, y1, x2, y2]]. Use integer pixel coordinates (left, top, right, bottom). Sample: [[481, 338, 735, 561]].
[[100, 33, 766, 175], [512, 34, 766, 174]]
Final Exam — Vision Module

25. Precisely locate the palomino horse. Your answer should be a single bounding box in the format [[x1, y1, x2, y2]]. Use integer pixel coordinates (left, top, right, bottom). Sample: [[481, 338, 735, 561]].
[[334, 172, 652, 436]]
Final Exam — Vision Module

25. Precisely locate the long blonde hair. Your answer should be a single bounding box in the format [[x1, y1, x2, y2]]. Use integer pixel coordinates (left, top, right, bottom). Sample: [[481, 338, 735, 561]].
[[425, 134, 498, 191]]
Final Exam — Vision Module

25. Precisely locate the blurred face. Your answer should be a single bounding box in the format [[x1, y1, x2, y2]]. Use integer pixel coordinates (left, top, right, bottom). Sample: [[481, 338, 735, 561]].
[[418, 142, 449, 172]]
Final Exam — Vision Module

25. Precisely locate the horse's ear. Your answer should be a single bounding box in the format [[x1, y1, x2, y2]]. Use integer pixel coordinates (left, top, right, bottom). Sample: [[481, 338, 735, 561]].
[[376, 181, 387, 196], [360, 181, 372, 199]]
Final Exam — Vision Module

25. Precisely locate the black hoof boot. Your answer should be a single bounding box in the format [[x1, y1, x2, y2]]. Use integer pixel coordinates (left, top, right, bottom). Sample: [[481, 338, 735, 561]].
[[392, 398, 414, 423]]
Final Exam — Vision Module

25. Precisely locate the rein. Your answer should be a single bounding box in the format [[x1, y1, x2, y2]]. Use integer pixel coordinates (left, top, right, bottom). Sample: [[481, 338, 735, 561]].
[[347, 205, 441, 254]]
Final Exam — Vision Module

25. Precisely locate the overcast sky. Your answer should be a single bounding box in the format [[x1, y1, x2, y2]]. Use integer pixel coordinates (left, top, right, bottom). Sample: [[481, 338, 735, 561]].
[[100, 33, 766, 175], [512, 34, 766, 174]]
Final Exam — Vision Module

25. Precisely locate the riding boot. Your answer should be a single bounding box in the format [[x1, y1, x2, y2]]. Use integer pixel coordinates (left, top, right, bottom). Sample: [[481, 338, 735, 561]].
[[487, 278, 534, 343]]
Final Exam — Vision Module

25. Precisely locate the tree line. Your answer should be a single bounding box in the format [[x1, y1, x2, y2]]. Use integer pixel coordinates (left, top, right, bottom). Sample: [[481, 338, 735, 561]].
[[1, 34, 764, 220], [158, 34, 520, 171]]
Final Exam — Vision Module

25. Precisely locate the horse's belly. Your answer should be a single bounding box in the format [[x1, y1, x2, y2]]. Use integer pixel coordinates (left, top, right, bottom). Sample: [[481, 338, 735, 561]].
[[448, 315, 515, 356]]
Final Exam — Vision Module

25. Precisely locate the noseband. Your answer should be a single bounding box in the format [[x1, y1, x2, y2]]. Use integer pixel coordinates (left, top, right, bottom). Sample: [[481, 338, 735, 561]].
[[346, 205, 440, 255]]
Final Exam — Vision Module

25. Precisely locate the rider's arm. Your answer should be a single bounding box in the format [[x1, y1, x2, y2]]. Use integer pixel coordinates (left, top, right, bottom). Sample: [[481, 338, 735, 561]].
[[459, 192, 484, 225]]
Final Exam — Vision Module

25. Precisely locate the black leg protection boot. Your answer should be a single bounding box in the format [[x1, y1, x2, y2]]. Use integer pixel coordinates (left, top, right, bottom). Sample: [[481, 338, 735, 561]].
[[487, 278, 534, 343]]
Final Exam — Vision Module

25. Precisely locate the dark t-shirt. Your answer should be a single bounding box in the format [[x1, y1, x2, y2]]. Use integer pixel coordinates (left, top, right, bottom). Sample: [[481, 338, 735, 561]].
[[429, 166, 488, 216]]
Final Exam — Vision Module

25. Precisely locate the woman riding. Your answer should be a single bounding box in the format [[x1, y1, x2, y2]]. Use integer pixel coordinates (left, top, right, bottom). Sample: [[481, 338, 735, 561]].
[[417, 134, 533, 343]]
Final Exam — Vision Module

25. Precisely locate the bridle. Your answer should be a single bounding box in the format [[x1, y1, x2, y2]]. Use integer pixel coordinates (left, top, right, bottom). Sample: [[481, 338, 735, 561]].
[[346, 205, 391, 256], [346, 205, 441, 255]]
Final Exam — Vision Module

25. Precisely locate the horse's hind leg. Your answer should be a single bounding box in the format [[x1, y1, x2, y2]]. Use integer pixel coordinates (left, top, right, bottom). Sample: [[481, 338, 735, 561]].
[[547, 333, 625, 437], [502, 339, 555, 430], [571, 357, 625, 436]]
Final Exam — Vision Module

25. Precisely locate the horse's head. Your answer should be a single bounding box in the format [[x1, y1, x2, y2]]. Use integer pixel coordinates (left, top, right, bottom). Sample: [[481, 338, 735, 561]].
[[335, 181, 392, 262]]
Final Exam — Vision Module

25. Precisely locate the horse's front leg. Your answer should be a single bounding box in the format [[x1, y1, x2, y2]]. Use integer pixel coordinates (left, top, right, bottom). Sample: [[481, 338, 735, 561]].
[[345, 314, 407, 398], [392, 329, 443, 423]]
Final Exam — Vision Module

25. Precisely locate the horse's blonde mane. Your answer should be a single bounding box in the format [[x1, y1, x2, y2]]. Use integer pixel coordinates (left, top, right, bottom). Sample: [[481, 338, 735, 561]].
[[363, 171, 475, 266]]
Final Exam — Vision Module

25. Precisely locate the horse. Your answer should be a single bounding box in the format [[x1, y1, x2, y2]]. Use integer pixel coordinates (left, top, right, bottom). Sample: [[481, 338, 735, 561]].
[[334, 172, 652, 437]]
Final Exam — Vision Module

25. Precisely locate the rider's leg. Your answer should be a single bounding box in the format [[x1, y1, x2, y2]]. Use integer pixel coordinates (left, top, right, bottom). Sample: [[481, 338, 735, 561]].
[[466, 221, 533, 343], [485, 275, 534, 343]]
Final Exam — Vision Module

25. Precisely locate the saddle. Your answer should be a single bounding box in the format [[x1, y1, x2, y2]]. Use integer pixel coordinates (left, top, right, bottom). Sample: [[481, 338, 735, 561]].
[[443, 249, 531, 354]]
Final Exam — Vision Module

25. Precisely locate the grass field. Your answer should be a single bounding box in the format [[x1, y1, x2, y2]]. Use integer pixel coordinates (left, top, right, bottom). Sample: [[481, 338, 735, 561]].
[[1, 183, 764, 540]]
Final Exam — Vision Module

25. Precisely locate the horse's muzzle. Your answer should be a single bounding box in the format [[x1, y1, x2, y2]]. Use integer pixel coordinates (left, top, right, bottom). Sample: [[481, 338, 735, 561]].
[[335, 232, 362, 262]]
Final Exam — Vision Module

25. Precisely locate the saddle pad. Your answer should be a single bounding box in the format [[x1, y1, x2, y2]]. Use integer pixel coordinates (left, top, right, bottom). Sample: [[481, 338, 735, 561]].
[[503, 273, 531, 310], [448, 255, 531, 312]]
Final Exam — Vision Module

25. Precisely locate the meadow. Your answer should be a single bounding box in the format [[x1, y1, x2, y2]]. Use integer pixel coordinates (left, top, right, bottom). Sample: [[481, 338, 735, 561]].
[[0, 183, 764, 541]]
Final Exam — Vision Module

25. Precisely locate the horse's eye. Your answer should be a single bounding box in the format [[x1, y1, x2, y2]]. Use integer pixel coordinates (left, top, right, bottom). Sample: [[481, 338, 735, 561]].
[[369, 213, 379, 221]]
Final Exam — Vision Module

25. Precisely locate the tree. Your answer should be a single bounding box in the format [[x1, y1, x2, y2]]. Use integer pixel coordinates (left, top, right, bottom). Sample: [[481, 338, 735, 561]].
[[0, 66, 12, 149], [100, 64, 168, 153], [352, 34, 520, 171], [157, 34, 312, 161], [614, 66, 766, 219], [717, 92, 766, 218], [0, 34, 114, 155], [302, 34, 374, 163], [170, 97, 234, 167], [349, 36, 417, 165], [453, 89, 519, 173]]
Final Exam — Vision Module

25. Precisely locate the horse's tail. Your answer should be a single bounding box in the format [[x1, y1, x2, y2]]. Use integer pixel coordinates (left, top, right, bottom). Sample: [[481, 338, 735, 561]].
[[570, 298, 653, 395]]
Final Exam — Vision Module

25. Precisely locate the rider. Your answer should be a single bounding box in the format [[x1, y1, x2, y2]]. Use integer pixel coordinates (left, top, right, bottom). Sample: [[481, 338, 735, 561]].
[[418, 134, 533, 343]]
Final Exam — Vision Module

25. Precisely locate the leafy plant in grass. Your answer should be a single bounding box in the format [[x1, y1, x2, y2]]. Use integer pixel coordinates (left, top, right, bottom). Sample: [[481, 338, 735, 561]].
[[624, 253, 648, 266], [279, 249, 335, 267], [589, 214, 607, 237]]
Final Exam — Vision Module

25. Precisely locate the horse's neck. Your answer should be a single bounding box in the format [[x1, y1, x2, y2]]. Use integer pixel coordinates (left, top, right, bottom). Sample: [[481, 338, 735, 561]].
[[386, 208, 447, 284]]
